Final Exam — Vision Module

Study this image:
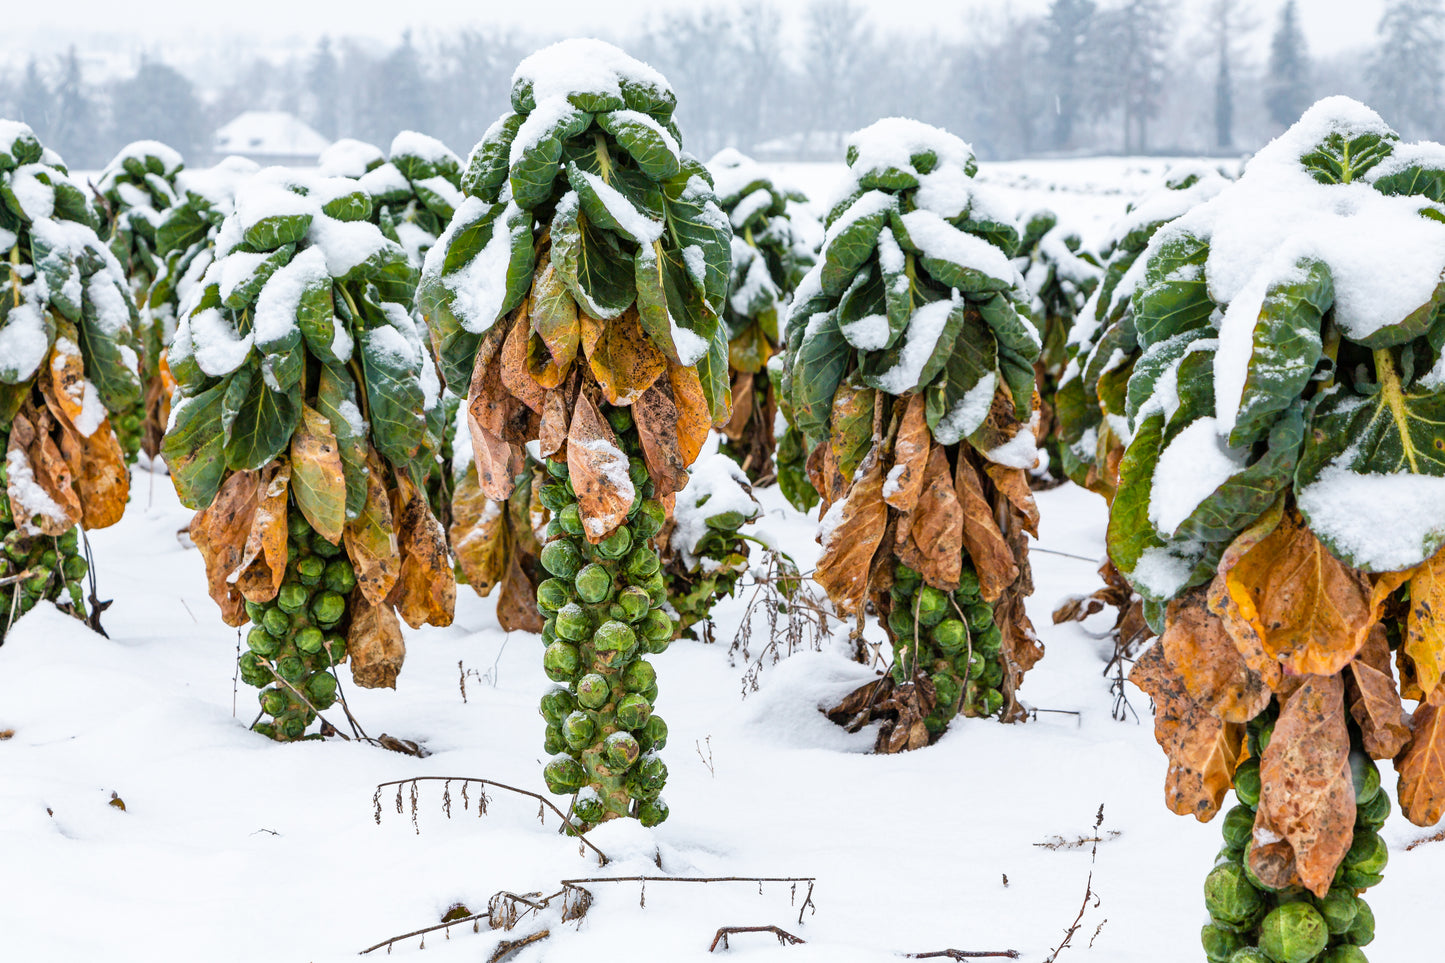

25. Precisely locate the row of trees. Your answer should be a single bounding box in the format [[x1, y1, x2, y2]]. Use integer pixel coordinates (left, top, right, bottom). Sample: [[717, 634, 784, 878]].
[[5, 0, 1443, 170]]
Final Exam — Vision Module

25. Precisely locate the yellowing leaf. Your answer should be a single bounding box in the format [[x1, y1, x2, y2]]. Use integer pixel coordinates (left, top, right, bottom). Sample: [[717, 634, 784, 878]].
[[188, 469, 259, 626], [348, 593, 406, 689], [1161, 587, 1271, 724], [883, 392, 929, 513], [236, 461, 290, 604], [501, 309, 548, 414], [667, 361, 713, 460], [581, 306, 666, 406], [450, 465, 509, 595], [1397, 701, 1445, 826], [290, 404, 346, 545], [343, 449, 401, 605], [6, 408, 80, 536], [389, 471, 456, 629], [813, 445, 887, 617], [1378, 545, 1445, 700]]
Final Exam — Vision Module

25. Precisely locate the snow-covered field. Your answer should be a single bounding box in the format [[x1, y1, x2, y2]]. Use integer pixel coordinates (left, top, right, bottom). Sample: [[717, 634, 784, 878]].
[[2, 158, 1436, 962]]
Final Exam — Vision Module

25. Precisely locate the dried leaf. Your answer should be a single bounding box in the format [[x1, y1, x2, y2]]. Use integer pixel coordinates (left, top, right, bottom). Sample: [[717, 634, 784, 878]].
[[1250, 674, 1354, 897], [467, 408, 518, 501], [1130, 642, 1243, 821], [1347, 654, 1411, 759], [538, 382, 573, 460], [953, 451, 1018, 603], [496, 541, 544, 633], [450, 465, 509, 595], [567, 391, 635, 542], [883, 393, 930, 513], [188, 470, 259, 626], [45, 336, 90, 430], [343, 449, 401, 605], [969, 388, 1037, 469], [632, 375, 690, 499], [1219, 507, 1370, 679], [813, 444, 887, 617], [825, 676, 934, 753], [236, 462, 291, 604], [722, 370, 753, 442], [1397, 701, 1445, 826], [669, 359, 719, 445], [1377, 545, 1445, 700], [6, 409, 80, 535], [1161, 587, 1271, 724], [348, 593, 406, 689], [38, 360, 129, 531], [527, 258, 580, 386], [389, 471, 456, 628], [896, 445, 963, 590], [290, 404, 346, 545], [501, 309, 548, 414], [996, 589, 1045, 723], [982, 463, 1039, 539], [1210, 501, 1286, 691], [581, 306, 667, 406]]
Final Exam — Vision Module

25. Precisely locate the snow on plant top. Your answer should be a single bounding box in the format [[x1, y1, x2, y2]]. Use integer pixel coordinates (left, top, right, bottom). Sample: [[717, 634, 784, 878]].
[[317, 138, 385, 178], [511, 38, 673, 118], [670, 452, 760, 568]]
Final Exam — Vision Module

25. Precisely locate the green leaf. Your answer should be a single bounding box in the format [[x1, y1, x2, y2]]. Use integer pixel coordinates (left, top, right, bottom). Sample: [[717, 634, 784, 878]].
[[924, 307, 997, 445], [1107, 409, 1167, 576], [78, 277, 142, 412], [791, 308, 850, 451], [978, 292, 1040, 364], [317, 363, 370, 519], [566, 161, 660, 245], [1132, 228, 1213, 349], [597, 110, 680, 182], [296, 271, 343, 364], [360, 321, 428, 467], [162, 382, 229, 509], [321, 187, 372, 223], [697, 330, 731, 427], [1299, 129, 1397, 185], [1126, 330, 1207, 423], [463, 112, 524, 201], [860, 294, 965, 395], [222, 365, 298, 471], [551, 195, 634, 319], [1174, 401, 1304, 545], [509, 104, 593, 210], [635, 240, 706, 364], [820, 192, 894, 296], [662, 160, 731, 317], [243, 206, 312, 251]]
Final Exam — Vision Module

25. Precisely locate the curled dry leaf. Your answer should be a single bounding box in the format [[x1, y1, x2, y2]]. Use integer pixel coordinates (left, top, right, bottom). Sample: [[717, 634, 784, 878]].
[[1161, 586, 1271, 724], [1218, 509, 1373, 678], [580, 306, 666, 406], [7, 409, 81, 536], [528, 257, 581, 385], [450, 465, 509, 595], [348, 592, 406, 689], [188, 469, 259, 626], [236, 462, 291, 604], [1250, 673, 1354, 898], [969, 388, 1037, 469], [722, 369, 753, 442], [996, 589, 1044, 723], [290, 404, 347, 545], [389, 471, 456, 629], [825, 675, 934, 753], [881, 393, 929, 513], [1370, 546, 1445, 701], [567, 390, 635, 542], [343, 449, 401, 605], [39, 359, 129, 530], [1129, 641, 1243, 821], [632, 375, 690, 499], [895, 445, 963, 591], [502, 309, 549, 414], [538, 381, 573, 460], [668, 360, 716, 448], [45, 335, 90, 433], [496, 544, 545, 634], [467, 324, 520, 500], [1346, 651, 1411, 760], [953, 451, 1018, 603], [982, 462, 1040, 539], [1397, 701, 1445, 826], [1210, 501, 1286, 691], [812, 444, 887, 617]]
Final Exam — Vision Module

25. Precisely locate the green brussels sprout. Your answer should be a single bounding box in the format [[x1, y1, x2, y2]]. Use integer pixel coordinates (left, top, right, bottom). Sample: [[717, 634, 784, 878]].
[[247, 626, 281, 656], [543, 641, 581, 681], [622, 659, 656, 694], [244, 600, 267, 624], [1316, 946, 1368, 963], [1222, 805, 1254, 850], [541, 619, 558, 644], [597, 526, 633, 559], [606, 406, 634, 434], [540, 687, 577, 724], [965, 649, 987, 678], [627, 456, 648, 488], [1344, 829, 1388, 877], [1345, 897, 1374, 946], [1227, 950, 1270, 963], [252, 721, 277, 739], [616, 693, 653, 729], [894, 562, 921, 590], [1204, 861, 1265, 929], [543, 755, 587, 794], [239, 652, 271, 686], [1235, 758, 1261, 809], [916, 586, 948, 627], [956, 568, 980, 598], [562, 711, 596, 750], [538, 483, 572, 512], [278, 583, 309, 614], [642, 630, 671, 655], [1258, 902, 1329, 963], [312, 591, 346, 625], [541, 539, 584, 579], [323, 635, 346, 665], [1258, 720, 1275, 754], [625, 546, 661, 579], [1356, 787, 1390, 829], [574, 790, 606, 824], [277, 656, 304, 682], [575, 563, 613, 604], [643, 569, 667, 606], [978, 660, 1003, 688], [1350, 754, 1381, 806], [321, 558, 355, 594], [633, 500, 666, 539], [981, 687, 1004, 716], [555, 603, 591, 641], [306, 672, 338, 707], [58, 528, 79, 553], [295, 626, 325, 654], [933, 619, 966, 653], [279, 716, 307, 740], [626, 756, 667, 800], [594, 620, 636, 652], [1316, 886, 1359, 936], [966, 603, 993, 631], [557, 503, 584, 536], [638, 714, 668, 753], [576, 673, 611, 709], [297, 556, 325, 585], [544, 725, 567, 755], [605, 731, 641, 769], [931, 672, 960, 709], [263, 607, 291, 638], [260, 687, 288, 717], [1202, 922, 1246, 962], [39, 548, 56, 569], [288, 514, 313, 541], [544, 518, 566, 542], [63, 554, 88, 581], [615, 585, 651, 622], [313, 537, 343, 559], [888, 605, 915, 639], [537, 578, 571, 612], [641, 682, 659, 703], [637, 797, 669, 827]]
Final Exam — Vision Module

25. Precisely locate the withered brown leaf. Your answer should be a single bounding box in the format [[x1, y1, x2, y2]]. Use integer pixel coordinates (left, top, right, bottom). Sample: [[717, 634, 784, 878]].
[[581, 307, 667, 406], [632, 375, 690, 500], [813, 444, 887, 617], [896, 445, 963, 591], [389, 471, 456, 629], [883, 393, 930, 513], [1397, 701, 1445, 826], [982, 463, 1040, 539], [188, 469, 259, 626], [667, 361, 714, 456], [343, 449, 401, 605], [6, 408, 81, 536], [496, 542, 545, 633], [290, 404, 347, 545], [721, 369, 753, 442], [450, 465, 509, 596], [348, 593, 406, 689], [1346, 652, 1411, 760], [954, 451, 1018, 603], [501, 309, 548, 414], [567, 390, 635, 543], [235, 462, 291, 604], [1161, 586, 1271, 724]]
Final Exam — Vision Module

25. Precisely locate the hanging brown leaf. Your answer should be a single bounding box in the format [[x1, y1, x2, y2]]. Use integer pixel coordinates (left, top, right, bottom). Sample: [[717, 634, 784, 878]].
[[580, 306, 667, 406], [37, 358, 129, 531], [1250, 673, 1355, 897], [669, 358, 721, 442], [343, 449, 401, 605], [450, 465, 509, 595], [348, 593, 406, 689], [883, 393, 930, 513], [467, 321, 523, 498], [1161, 586, 1271, 724], [1129, 642, 1243, 821], [996, 589, 1045, 723], [45, 334, 90, 430], [896, 445, 964, 590], [467, 408, 518, 501], [1209, 501, 1286, 691], [1397, 701, 1445, 826], [983, 463, 1040, 538], [567, 390, 635, 543], [6, 409, 81, 536], [388, 471, 456, 629], [1346, 652, 1411, 760], [953, 451, 1018, 603], [1375, 546, 1445, 701], [187, 469, 259, 626], [968, 387, 1037, 468], [236, 462, 291, 604], [496, 542, 544, 633], [813, 445, 887, 617], [632, 375, 690, 499], [722, 370, 753, 442], [538, 382, 573, 460], [290, 404, 346, 545], [501, 309, 548, 414], [527, 259, 580, 387]]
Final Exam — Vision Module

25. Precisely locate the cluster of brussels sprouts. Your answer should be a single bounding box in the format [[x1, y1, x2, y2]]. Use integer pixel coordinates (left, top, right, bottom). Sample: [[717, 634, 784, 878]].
[[1202, 712, 1382, 963], [238, 509, 354, 741], [666, 514, 752, 641], [886, 561, 1005, 729], [534, 414, 672, 828], [0, 501, 88, 641]]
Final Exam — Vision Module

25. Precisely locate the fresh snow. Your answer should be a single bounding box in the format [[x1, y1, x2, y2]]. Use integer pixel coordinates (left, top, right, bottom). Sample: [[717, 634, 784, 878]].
[[512, 38, 671, 113], [871, 295, 957, 394], [900, 208, 1017, 286], [1298, 463, 1445, 571], [1148, 416, 1244, 535], [670, 452, 760, 568]]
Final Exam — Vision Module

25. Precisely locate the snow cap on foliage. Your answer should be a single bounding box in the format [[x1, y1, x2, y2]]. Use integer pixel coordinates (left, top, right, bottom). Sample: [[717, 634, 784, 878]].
[[511, 38, 672, 112], [317, 138, 385, 178], [671, 453, 761, 568]]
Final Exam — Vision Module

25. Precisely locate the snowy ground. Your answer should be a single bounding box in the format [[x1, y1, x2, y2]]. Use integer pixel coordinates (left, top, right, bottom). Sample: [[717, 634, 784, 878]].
[[4, 159, 1438, 962]]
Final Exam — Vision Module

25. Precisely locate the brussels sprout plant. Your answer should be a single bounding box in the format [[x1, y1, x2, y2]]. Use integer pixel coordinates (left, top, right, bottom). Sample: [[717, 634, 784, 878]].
[[1114, 98, 1445, 961], [787, 118, 1044, 750], [419, 40, 733, 827], [0, 121, 139, 642], [163, 166, 454, 741]]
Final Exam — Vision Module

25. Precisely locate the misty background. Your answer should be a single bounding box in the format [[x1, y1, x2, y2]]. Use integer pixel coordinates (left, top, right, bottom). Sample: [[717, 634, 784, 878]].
[[0, 0, 1437, 171]]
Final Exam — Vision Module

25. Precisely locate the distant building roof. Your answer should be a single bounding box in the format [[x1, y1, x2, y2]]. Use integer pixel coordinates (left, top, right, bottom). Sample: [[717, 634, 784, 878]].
[[214, 111, 329, 159]]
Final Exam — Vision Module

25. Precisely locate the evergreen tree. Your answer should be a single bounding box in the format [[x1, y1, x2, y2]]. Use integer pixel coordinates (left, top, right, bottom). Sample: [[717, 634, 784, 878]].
[[1043, 0, 1095, 150], [17, 59, 53, 142], [1265, 0, 1311, 127], [367, 31, 431, 145], [1094, 0, 1173, 153], [305, 37, 341, 140], [1209, 0, 1255, 151], [1370, 0, 1445, 139], [50, 48, 100, 169], [110, 59, 206, 159]]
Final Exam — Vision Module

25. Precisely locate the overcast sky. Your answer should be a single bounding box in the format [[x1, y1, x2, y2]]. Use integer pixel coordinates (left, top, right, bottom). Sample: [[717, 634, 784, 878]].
[[3, 0, 1379, 60]]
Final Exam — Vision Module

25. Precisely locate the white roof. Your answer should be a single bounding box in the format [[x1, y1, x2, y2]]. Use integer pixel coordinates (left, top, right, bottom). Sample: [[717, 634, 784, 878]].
[[214, 111, 329, 158]]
